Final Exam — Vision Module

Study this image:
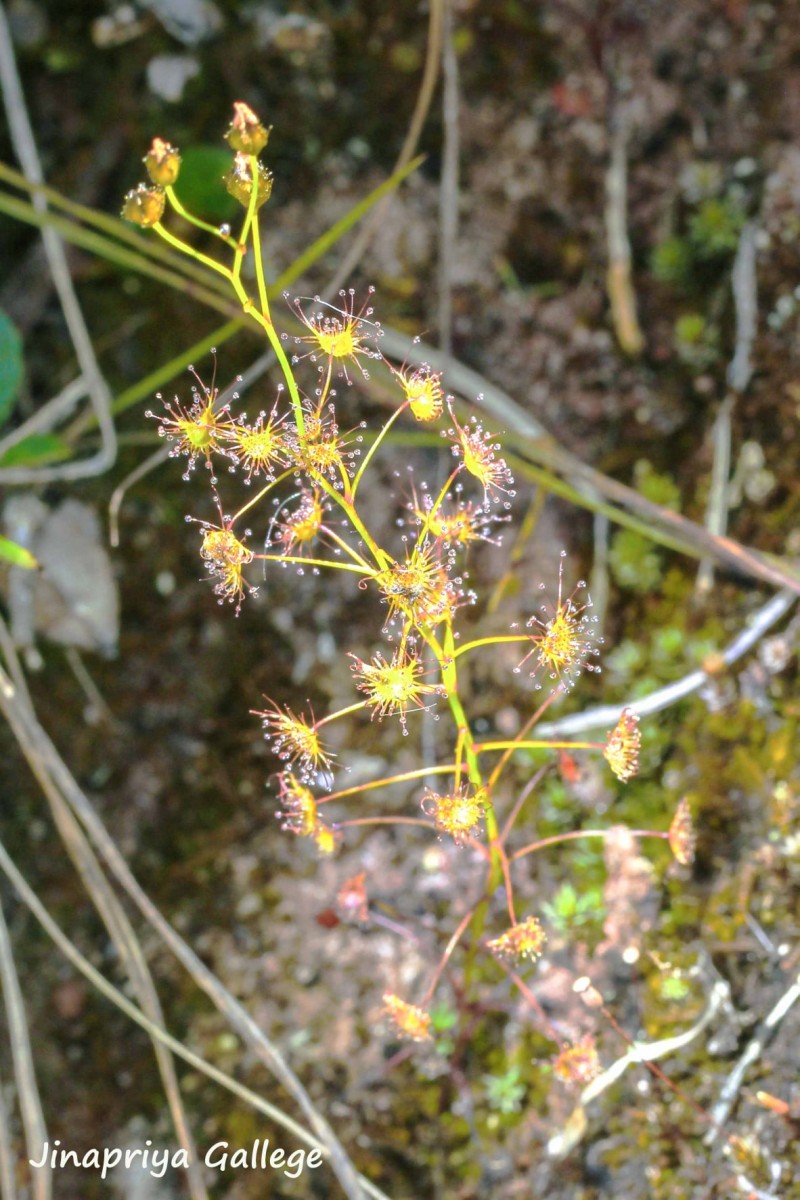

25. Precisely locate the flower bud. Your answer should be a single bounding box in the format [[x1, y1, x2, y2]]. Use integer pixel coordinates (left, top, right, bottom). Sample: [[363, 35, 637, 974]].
[[121, 183, 165, 227], [144, 138, 181, 186], [225, 101, 271, 156], [224, 153, 273, 210]]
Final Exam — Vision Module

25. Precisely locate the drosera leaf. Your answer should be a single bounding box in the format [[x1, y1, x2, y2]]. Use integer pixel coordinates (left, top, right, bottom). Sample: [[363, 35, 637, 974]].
[[0, 534, 39, 570], [0, 433, 72, 469], [0, 309, 24, 428]]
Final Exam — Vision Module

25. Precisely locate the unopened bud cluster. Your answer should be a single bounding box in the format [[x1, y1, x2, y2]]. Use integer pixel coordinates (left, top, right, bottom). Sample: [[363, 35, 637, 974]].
[[123, 102, 274, 228]]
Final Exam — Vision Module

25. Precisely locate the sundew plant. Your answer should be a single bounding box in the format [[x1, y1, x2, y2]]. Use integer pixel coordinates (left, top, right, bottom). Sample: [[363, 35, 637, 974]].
[[124, 104, 693, 1051]]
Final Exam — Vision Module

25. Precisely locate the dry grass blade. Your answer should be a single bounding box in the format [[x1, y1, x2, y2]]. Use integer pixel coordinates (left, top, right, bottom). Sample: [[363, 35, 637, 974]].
[[0, 832, 390, 1200], [0, 622, 207, 1196], [705, 965, 800, 1144], [0, 0, 116, 483], [0, 1063, 16, 1200], [329, 0, 443, 293], [378, 327, 800, 596], [438, 0, 459, 357], [0, 903, 49, 1200], [0, 651, 369, 1199]]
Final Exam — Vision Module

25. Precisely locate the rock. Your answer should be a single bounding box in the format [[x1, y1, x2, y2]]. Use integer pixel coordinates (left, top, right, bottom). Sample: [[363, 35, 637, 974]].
[[2, 494, 119, 656]]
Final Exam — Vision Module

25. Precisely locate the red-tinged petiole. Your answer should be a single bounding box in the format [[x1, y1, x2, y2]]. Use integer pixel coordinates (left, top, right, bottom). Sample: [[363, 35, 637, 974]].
[[421, 906, 479, 1005], [511, 827, 667, 863]]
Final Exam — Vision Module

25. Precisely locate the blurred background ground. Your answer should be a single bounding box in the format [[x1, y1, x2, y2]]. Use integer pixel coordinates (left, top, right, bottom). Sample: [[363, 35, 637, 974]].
[[0, 1, 799, 1197]]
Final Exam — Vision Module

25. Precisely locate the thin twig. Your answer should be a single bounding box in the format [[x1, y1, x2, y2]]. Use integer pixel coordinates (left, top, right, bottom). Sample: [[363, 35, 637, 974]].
[[590, 510, 610, 633], [0, 0, 116, 484], [0, 1062, 17, 1200], [0, 903, 49, 1200], [696, 222, 758, 593], [63, 647, 120, 726], [0, 659, 368, 1199], [733, 1171, 781, 1200], [605, 113, 644, 356], [328, 0, 443, 293], [534, 587, 796, 738], [108, 445, 170, 548], [437, 0, 459, 357], [547, 976, 732, 1158], [727, 222, 758, 396], [0, 375, 86, 459], [378, 326, 800, 595], [704, 964, 800, 1145], [696, 394, 734, 595], [0, 623, 206, 1199], [0, 834, 390, 1200]]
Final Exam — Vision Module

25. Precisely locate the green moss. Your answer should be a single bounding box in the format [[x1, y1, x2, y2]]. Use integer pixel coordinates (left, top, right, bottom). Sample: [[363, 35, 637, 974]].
[[688, 196, 747, 258], [483, 1064, 526, 1114], [673, 311, 720, 368], [609, 529, 664, 592], [674, 312, 706, 345], [651, 235, 694, 286], [634, 461, 683, 512]]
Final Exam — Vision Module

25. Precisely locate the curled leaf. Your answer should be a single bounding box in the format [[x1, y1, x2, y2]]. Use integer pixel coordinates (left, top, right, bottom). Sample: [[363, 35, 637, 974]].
[[0, 534, 38, 570]]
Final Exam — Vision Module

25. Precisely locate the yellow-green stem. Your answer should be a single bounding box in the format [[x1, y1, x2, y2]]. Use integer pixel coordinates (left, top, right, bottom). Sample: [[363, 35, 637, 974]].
[[423, 621, 504, 983], [319, 763, 456, 805], [153, 222, 233, 283], [249, 200, 271, 318], [487, 686, 562, 794], [319, 527, 374, 570], [233, 294, 305, 434], [427, 466, 462, 523], [340, 816, 435, 833], [315, 701, 367, 728], [231, 469, 293, 524], [351, 400, 411, 496], [253, 552, 371, 575], [231, 157, 260, 290], [165, 186, 238, 246], [454, 634, 528, 659], [311, 473, 390, 570], [169, 180, 304, 433]]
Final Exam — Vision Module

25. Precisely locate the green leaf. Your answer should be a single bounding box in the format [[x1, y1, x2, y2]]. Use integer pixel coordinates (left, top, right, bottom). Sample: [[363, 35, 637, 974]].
[[0, 432, 72, 468], [173, 146, 240, 224], [0, 534, 38, 570], [0, 309, 24, 428]]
